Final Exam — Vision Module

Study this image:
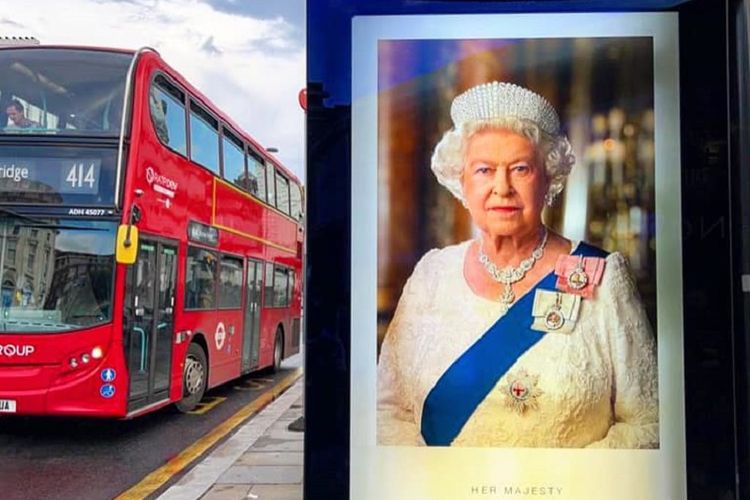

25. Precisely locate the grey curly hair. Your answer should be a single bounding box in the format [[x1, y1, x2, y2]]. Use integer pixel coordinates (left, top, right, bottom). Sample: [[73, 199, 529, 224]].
[[430, 83, 575, 206]]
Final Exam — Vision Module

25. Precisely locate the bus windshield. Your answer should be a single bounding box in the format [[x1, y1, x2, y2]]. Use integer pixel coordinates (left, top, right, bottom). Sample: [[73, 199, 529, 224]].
[[0, 48, 133, 136], [0, 217, 116, 333]]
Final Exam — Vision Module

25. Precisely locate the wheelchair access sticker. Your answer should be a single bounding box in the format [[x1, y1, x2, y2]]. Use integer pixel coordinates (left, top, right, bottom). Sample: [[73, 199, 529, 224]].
[[100, 384, 116, 398]]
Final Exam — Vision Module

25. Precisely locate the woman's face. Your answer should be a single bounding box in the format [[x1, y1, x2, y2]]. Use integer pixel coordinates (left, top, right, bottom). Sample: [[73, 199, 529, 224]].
[[461, 128, 548, 240]]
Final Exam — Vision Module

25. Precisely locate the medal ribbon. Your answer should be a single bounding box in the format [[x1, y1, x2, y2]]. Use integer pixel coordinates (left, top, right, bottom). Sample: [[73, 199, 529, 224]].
[[420, 242, 607, 446]]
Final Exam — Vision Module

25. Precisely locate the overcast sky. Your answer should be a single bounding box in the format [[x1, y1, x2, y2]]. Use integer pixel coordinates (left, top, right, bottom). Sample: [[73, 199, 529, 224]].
[[0, 0, 306, 181]]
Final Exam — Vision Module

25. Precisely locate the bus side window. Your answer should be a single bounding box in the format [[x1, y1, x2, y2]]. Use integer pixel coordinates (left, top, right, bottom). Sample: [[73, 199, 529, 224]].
[[287, 270, 295, 307], [150, 76, 187, 156], [189, 101, 220, 175], [186, 246, 216, 310], [149, 89, 169, 143], [275, 171, 291, 216], [290, 182, 303, 221], [274, 266, 289, 307], [248, 149, 267, 202], [264, 262, 274, 308], [218, 255, 243, 308], [222, 128, 245, 190], [266, 164, 276, 208]]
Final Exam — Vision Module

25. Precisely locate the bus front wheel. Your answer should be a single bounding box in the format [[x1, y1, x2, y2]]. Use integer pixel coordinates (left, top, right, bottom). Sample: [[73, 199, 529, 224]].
[[176, 343, 207, 413]]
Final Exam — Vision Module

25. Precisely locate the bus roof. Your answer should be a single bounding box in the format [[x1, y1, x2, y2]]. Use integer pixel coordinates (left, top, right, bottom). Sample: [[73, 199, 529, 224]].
[[0, 44, 135, 55]]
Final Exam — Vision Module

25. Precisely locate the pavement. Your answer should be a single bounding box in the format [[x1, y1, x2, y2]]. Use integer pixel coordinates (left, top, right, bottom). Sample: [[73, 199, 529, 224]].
[[157, 353, 304, 500]]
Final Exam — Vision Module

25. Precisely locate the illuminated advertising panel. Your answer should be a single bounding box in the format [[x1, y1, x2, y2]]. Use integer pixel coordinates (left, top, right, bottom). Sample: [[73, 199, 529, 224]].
[[350, 12, 683, 499]]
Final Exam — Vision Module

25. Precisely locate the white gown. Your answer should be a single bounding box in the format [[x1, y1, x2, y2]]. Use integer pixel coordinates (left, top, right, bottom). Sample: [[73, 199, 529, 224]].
[[377, 240, 659, 448]]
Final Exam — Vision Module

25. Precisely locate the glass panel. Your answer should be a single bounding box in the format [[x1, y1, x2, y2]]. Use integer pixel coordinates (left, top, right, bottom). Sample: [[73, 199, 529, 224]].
[[0, 48, 132, 136], [127, 242, 156, 400], [158, 247, 177, 314], [222, 134, 245, 188], [0, 219, 116, 333], [134, 243, 155, 318], [290, 183, 303, 220], [264, 262, 274, 307], [189, 104, 219, 174], [266, 164, 276, 207], [185, 247, 216, 309], [219, 256, 243, 308], [247, 151, 267, 201], [154, 245, 176, 393], [242, 259, 263, 369], [288, 270, 295, 307], [150, 79, 187, 155], [275, 171, 291, 215], [274, 266, 288, 307]]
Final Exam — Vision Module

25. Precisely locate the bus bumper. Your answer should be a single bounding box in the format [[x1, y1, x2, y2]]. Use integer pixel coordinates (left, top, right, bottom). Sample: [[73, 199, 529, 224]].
[[0, 362, 128, 417]]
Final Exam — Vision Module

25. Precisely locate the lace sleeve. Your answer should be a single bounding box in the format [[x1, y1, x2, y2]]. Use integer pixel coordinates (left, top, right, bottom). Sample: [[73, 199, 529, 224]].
[[586, 252, 659, 449], [377, 252, 437, 446]]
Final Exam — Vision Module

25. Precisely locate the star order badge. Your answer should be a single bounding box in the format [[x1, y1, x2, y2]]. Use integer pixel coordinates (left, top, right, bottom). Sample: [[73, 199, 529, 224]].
[[501, 369, 543, 414]]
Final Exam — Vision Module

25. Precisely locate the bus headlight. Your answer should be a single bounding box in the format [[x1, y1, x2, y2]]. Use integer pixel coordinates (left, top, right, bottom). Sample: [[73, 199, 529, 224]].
[[91, 346, 104, 359]]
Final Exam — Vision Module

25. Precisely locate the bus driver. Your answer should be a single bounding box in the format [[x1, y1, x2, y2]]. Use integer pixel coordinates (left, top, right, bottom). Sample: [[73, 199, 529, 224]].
[[5, 100, 40, 130]]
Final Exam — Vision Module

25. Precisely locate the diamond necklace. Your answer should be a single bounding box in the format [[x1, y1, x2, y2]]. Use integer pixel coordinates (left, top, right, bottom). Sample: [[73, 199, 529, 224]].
[[477, 226, 549, 311]]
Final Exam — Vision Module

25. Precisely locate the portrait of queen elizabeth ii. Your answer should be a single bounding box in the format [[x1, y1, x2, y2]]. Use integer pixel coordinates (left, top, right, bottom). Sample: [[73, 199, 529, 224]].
[[376, 81, 659, 448]]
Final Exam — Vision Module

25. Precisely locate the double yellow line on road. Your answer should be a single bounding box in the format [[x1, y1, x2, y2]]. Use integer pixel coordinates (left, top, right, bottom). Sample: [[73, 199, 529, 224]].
[[116, 368, 302, 500]]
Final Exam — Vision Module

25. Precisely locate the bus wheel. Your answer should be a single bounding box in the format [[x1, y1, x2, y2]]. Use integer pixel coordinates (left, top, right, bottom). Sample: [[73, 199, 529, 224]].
[[176, 343, 207, 413], [273, 328, 283, 372]]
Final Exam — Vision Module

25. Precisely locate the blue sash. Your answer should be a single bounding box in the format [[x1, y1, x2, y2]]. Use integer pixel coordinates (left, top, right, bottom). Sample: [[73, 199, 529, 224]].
[[420, 242, 607, 446]]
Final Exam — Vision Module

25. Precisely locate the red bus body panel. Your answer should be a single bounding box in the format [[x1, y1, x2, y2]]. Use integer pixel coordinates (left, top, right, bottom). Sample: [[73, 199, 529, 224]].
[[0, 323, 127, 417]]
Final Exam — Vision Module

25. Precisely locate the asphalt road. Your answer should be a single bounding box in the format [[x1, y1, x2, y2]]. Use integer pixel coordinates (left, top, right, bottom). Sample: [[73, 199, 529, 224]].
[[0, 365, 297, 500]]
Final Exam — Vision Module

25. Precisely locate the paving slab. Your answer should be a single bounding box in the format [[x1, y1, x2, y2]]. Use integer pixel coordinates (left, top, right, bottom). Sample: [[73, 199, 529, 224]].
[[218, 465, 303, 485], [236, 452, 304, 466], [250, 437, 304, 452], [200, 484, 252, 500], [264, 429, 305, 441], [248, 484, 303, 500]]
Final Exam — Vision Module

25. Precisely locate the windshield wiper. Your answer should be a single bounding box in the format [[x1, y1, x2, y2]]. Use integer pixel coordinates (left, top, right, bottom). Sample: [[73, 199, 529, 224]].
[[0, 209, 108, 231], [19, 223, 107, 231], [0, 207, 46, 224]]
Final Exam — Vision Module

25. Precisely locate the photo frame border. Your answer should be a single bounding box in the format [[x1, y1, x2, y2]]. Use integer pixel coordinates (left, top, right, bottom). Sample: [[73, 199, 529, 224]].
[[350, 11, 684, 499]]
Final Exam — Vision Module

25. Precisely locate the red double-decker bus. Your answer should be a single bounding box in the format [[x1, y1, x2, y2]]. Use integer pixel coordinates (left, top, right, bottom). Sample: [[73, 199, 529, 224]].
[[0, 46, 304, 416]]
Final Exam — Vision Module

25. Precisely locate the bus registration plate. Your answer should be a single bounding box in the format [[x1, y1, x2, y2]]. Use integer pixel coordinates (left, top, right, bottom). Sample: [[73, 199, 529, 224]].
[[0, 399, 16, 413]]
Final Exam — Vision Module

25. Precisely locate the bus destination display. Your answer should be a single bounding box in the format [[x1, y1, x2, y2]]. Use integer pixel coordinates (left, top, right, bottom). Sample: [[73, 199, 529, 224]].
[[0, 157, 102, 195]]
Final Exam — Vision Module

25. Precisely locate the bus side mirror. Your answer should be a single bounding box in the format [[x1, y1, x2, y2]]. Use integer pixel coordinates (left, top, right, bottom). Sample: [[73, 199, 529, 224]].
[[116, 224, 139, 264]]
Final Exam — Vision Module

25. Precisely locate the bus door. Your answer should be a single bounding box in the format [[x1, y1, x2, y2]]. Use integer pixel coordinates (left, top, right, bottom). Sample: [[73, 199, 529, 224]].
[[125, 239, 177, 409], [241, 259, 263, 373]]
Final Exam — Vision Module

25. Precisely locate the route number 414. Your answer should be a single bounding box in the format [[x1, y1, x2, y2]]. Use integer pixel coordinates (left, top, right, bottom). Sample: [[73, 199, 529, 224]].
[[66, 163, 96, 189]]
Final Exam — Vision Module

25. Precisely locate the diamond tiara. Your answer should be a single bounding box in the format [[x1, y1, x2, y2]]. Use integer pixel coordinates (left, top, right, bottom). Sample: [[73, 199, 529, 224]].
[[450, 82, 560, 135]]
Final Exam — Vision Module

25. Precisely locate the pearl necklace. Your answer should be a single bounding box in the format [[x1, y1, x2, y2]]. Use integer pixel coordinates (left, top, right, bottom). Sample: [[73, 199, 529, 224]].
[[477, 227, 549, 312]]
